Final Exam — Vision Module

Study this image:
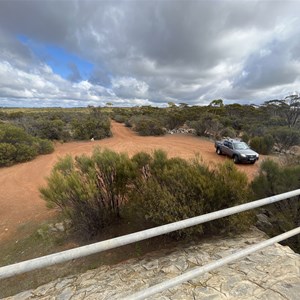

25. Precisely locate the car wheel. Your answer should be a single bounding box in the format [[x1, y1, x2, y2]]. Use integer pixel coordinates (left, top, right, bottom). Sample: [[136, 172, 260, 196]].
[[216, 148, 222, 155], [233, 155, 239, 164]]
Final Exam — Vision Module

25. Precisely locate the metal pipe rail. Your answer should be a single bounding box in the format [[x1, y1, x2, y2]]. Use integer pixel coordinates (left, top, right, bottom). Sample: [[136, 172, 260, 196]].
[[0, 189, 299, 280], [123, 226, 300, 300]]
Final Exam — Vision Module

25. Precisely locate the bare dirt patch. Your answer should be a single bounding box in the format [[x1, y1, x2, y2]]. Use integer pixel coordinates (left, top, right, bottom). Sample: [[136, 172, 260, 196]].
[[0, 121, 263, 242]]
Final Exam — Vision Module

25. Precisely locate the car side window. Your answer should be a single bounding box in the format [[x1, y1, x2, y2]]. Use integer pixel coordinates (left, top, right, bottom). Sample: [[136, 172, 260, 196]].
[[228, 142, 233, 149], [224, 141, 228, 147]]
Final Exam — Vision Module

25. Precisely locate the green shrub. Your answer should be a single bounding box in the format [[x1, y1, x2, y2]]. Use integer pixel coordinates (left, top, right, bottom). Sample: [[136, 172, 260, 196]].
[[129, 153, 208, 236], [0, 123, 54, 166], [220, 127, 236, 138], [250, 135, 274, 154], [28, 119, 69, 140], [0, 123, 33, 144], [188, 114, 223, 138], [41, 149, 253, 240], [15, 143, 38, 162], [72, 115, 111, 140], [251, 159, 300, 252], [40, 149, 137, 238], [188, 120, 206, 136], [128, 151, 252, 238], [112, 114, 127, 123], [0, 143, 17, 166], [203, 161, 253, 233], [241, 133, 250, 143], [134, 117, 165, 136], [269, 127, 300, 152], [36, 138, 54, 154]]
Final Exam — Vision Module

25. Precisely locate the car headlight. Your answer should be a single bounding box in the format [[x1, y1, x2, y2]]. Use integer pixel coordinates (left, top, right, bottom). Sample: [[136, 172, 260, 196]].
[[241, 154, 246, 157]]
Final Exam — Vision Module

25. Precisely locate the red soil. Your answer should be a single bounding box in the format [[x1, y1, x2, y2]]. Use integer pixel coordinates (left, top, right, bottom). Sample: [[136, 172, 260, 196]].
[[0, 121, 262, 241]]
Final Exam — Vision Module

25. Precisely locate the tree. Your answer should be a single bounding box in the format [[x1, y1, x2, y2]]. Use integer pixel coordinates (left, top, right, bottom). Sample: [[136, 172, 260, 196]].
[[264, 94, 300, 128], [270, 127, 300, 152], [209, 99, 224, 107], [179, 103, 189, 109], [167, 102, 177, 109]]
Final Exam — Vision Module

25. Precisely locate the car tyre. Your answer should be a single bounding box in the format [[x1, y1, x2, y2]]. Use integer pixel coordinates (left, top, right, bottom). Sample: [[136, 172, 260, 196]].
[[216, 148, 222, 155], [233, 155, 239, 164]]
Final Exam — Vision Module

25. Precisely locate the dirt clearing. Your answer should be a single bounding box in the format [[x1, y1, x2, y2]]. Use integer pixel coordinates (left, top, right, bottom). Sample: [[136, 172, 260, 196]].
[[0, 121, 262, 241]]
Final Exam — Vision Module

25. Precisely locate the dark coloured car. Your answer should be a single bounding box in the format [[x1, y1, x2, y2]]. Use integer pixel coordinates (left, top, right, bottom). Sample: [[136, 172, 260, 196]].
[[215, 138, 259, 164]]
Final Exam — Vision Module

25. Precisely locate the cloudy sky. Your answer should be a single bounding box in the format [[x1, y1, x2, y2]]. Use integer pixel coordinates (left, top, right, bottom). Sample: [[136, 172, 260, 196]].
[[0, 0, 300, 107]]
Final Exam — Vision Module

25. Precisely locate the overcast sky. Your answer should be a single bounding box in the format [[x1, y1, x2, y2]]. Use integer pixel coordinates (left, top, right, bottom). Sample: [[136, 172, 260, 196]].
[[0, 0, 300, 107]]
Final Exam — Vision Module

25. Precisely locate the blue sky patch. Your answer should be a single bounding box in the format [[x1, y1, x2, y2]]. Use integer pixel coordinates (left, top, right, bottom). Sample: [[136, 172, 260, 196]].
[[17, 35, 94, 81]]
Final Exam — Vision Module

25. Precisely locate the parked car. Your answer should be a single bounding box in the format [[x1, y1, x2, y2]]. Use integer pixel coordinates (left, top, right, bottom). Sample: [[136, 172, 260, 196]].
[[215, 138, 259, 164]]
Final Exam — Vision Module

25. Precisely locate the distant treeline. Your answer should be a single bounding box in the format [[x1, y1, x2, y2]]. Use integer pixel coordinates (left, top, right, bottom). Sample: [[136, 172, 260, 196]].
[[1, 97, 300, 166], [111, 98, 300, 154]]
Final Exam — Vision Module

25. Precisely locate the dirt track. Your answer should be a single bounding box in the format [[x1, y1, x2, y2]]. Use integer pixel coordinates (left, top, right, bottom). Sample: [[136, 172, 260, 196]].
[[0, 121, 262, 241]]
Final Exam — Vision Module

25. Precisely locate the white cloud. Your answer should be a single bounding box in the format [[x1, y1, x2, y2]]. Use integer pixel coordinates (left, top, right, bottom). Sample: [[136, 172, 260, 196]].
[[111, 77, 149, 99], [1, 0, 300, 106]]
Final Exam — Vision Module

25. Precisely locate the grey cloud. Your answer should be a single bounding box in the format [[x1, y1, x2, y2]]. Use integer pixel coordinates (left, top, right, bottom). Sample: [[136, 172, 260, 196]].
[[233, 38, 300, 90], [89, 68, 111, 87], [1, 0, 300, 106], [0, 29, 36, 71]]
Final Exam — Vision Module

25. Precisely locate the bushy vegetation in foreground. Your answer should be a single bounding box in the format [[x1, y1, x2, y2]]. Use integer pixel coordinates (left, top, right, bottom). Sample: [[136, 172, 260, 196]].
[[0, 123, 54, 166], [40, 148, 253, 239], [251, 158, 300, 252]]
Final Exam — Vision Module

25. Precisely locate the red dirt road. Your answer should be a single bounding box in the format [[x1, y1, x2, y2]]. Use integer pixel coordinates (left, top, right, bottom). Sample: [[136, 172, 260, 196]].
[[0, 122, 262, 241]]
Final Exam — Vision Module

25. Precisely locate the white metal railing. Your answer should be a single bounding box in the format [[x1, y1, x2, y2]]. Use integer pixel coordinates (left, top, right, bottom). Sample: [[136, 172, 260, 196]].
[[123, 227, 300, 300], [0, 189, 299, 297]]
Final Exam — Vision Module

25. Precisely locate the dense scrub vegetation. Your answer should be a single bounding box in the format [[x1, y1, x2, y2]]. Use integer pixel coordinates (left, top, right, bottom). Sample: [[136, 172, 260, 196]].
[[40, 148, 253, 239], [1, 107, 111, 142], [0, 107, 111, 166], [0, 123, 54, 166], [251, 158, 300, 252], [2, 94, 300, 166], [111, 96, 300, 154]]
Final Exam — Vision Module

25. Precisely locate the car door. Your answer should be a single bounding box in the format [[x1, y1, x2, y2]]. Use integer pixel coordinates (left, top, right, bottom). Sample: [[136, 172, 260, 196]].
[[227, 142, 234, 157], [223, 141, 230, 155]]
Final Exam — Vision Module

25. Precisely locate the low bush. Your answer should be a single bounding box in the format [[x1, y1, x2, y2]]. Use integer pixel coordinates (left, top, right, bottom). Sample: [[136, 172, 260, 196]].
[[40, 149, 137, 238], [220, 127, 236, 138], [250, 135, 274, 154], [133, 116, 165, 136], [251, 159, 300, 252], [128, 151, 253, 238], [0, 143, 16, 166], [36, 138, 55, 154], [112, 114, 127, 123], [0, 123, 54, 166], [241, 133, 250, 143], [72, 112, 111, 140], [14, 143, 38, 162], [188, 114, 223, 139], [269, 127, 300, 152], [41, 149, 254, 239]]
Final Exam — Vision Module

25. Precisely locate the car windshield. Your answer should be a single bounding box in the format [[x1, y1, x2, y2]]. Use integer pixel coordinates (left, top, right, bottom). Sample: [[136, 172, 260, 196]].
[[233, 142, 249, 150]]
